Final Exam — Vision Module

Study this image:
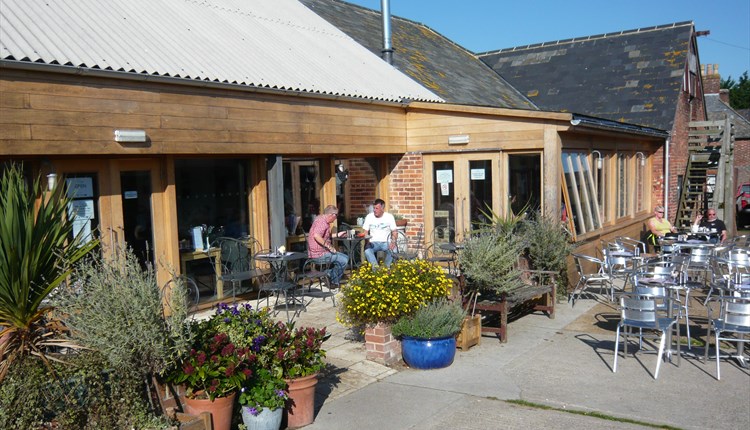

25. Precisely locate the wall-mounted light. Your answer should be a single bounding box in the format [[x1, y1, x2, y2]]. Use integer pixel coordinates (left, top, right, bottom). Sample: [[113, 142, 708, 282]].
[[46, 173, 57, 191], [570, 118, 581, 126], [635, 152, 646, 166], [591, 150, 603, 169], [336, 163, 349, 183], [114, 129, 147, 143], [448, 134, 470, 145]]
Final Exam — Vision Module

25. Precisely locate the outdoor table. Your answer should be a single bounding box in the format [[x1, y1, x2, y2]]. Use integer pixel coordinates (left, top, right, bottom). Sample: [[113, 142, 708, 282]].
[[333, 234, 370, 271], [439, 242, 465, 253], [254, 251, 308, 320], [180, 247, 223, 298]]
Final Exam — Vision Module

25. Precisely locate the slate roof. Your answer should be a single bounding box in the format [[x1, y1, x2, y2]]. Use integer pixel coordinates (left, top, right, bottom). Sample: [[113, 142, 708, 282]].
[[479, 22, 695, 131], [0, 0, 442, 103], [706, 94, 750, 139], [299, 0, 536, 110]]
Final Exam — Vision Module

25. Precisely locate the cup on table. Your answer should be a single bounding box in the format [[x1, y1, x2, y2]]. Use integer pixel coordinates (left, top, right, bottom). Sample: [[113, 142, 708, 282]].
[[349, 229, 356, 239]]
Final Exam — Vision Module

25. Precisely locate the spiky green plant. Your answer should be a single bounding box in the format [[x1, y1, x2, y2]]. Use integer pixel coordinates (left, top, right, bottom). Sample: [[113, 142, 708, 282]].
[[391, 298, 466, 339], [0, 163, 98, 381]]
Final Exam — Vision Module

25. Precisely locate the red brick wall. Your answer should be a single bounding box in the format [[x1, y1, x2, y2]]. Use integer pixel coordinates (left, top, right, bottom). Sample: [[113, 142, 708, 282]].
[[344, 158, 378, 221], [388, 153, 424, 239], [735, 139, 750, 188]]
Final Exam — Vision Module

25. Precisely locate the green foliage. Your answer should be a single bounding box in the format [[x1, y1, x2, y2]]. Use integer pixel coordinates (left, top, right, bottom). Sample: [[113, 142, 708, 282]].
[[475, 203, 528, 235], [391, 298, 466, 339], [0, 351, 170, 430], [238, 368, 288, 412], [337, 259, 452, 326], [721, 71, 750, 110], [52, 245, 194, 378], [0, 163, 98, 381], [167, 326, 255, 401], [523, 211, 573, 293], [260, 322, 330, 379], [458, 229, 526, 295]]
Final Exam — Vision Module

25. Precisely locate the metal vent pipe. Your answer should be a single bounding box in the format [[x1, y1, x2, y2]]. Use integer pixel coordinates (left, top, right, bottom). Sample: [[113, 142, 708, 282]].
[[381, 0, 393, 64]]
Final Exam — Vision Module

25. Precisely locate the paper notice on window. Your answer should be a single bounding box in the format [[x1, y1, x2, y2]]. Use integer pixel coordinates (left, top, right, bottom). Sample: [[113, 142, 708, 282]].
[[72, 218, 93, 244], [470, 169, 485, 180], [435, 169, 453, 184], [440, 182, 450, 196], [68, 199, 95, 220], [66, 177, 93, 198]]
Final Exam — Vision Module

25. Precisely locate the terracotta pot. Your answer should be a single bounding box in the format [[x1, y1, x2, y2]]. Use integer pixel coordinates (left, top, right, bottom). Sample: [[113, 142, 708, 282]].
[[183, 391, 236, 430], [284, 373, 318, 428]]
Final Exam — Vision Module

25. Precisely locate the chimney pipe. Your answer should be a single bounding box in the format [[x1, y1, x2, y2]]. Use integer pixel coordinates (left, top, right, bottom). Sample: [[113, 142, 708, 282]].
[[381, 0, 393, 64]]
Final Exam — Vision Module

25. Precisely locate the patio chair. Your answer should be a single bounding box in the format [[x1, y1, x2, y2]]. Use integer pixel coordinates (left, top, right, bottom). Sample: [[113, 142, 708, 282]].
[[296, 256, 336, 307], [613, 293, 680, 379], [703, 296, 750, 380], [255, 249, 300, 323], [391, 226, 423, 262], [602, 247, 637, 300], [211, 236, 264, 301], [160, 275, 200, 314], [569, 253, 612, 306], [615, 236, 647, 255]]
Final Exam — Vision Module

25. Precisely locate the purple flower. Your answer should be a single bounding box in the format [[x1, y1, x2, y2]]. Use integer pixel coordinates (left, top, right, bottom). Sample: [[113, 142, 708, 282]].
[[224, 317, 231, 323], [248, 406, 259, 416], [275, 389, 286, 398]]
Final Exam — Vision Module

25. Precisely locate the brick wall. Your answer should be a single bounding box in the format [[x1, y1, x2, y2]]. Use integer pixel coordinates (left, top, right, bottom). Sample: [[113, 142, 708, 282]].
[[388, 153, 424, 239], [344, 158, 378, 221], [735, 139, 750, 187]]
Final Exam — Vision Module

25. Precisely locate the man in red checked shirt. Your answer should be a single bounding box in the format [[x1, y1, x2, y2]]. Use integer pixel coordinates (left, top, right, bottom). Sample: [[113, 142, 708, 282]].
[[307, 205, 349, 287]]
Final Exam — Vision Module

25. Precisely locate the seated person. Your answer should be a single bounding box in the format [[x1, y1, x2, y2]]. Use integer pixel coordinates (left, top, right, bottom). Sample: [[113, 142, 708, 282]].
[[646, 205, 676, 249], [307, 205, 348, 287], [363, 199, 398, 268], [693, 209, 727, 244]]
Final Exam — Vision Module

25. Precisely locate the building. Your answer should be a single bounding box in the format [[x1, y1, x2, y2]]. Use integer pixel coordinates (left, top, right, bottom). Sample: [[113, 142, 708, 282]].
[[2, 0, 668, 304]]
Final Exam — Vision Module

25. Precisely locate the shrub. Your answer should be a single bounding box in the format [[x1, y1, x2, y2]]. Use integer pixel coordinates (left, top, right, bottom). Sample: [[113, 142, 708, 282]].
[[458, 230, 526, 296], [523, 211, 573, 295], [337, 259, 452, 326], [52, 245, 193, 379], [391, 298, 466, 339], [260, 322, 329, 379]]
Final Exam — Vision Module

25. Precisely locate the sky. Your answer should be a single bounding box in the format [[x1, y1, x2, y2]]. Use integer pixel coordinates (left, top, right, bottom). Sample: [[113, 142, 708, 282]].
[[345, 0, 750, 81]]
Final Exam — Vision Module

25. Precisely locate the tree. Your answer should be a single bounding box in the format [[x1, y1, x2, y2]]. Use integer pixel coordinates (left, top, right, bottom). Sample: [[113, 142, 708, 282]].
[[721, 71, 750, 110]]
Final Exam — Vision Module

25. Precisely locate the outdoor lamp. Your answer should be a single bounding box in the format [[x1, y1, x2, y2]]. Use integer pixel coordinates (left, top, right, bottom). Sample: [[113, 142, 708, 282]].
[[591, 150, 603, 169], [636, 152, 646, 166], [46, 173, 57, 191]]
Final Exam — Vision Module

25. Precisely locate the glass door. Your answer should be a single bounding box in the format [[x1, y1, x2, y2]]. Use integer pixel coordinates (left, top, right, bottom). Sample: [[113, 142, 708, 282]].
[[120, 170, 154, 269], [424, 153, 500, 243], [507, 153, 542, 216]]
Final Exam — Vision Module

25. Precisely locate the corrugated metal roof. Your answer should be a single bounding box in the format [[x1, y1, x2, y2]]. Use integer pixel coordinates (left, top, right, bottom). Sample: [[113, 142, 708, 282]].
[[0, 0, 442, 103]]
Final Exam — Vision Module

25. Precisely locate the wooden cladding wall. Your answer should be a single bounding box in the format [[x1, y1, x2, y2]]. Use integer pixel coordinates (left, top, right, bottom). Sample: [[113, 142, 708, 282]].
[[0, 70, 408, 156], [405, 109, 553, 152]]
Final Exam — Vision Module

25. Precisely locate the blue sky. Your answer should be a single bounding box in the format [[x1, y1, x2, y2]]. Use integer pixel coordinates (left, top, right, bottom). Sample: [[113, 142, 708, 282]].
[[345, 0, 750, 81]]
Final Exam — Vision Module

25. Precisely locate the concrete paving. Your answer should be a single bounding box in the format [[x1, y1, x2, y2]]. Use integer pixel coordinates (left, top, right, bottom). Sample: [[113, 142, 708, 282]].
[[288, 288, 750, 430], [203, 284, 750, 430]]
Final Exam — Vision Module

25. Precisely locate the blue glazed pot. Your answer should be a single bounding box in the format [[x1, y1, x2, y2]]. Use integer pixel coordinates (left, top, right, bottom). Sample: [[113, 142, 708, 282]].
[[401, 335, 457, 369]]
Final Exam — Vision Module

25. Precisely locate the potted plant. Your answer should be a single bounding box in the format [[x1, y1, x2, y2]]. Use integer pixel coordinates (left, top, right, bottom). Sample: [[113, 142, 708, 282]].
[[167, 318, 255, 430], [260, 322, 329, 429], [239, 368, 288, 430], [338, 259, 453, 365], [391, 298, 466, 369], [393, 212, 408, 227]]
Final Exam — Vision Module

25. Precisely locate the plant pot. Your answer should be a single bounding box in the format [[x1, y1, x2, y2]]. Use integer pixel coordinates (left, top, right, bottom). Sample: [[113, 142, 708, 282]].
[[241, 406, 283, 430], [284, 373, 318, 428], [183, 392, 236, 430], [395, 219, 408, 227], [401, 335, 457, 369]]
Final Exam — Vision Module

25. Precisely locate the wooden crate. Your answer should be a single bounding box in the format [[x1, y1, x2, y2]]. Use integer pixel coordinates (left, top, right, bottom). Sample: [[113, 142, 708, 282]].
[[456, 314, 481, 350]]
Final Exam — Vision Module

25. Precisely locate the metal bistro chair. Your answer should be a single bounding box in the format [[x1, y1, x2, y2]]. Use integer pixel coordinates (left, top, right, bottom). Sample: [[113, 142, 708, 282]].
[[569, 253, 612, 306], [602, 246, 637, 300], [296, 256, 336, 307], [211, 237, 264, 301], [161, 275, 200, 315], [613, 293, 680, 379], [616, 236, 647, 256], [391, 226, 423, 262], [703, 296, 750, 380]]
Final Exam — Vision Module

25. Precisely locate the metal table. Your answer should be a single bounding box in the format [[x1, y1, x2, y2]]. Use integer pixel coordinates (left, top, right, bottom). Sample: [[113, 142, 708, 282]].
[[334, 235, 370, 271]]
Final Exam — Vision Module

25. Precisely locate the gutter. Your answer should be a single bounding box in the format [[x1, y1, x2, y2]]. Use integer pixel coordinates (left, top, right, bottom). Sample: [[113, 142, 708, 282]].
[[569, 114, 669, 139], [0, 60, 419, 108]]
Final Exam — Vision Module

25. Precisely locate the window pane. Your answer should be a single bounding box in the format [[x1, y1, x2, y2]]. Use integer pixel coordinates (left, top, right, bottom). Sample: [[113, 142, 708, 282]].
[[593, 153, 609, 223], [469, 160, 492, 229], [433, 161, 455, 233], [562, 152, 602, 235], [617, 154, 631, 218]]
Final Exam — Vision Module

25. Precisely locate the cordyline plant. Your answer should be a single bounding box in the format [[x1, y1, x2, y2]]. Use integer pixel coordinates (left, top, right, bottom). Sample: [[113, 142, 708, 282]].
[[0, 164, 98, 381]]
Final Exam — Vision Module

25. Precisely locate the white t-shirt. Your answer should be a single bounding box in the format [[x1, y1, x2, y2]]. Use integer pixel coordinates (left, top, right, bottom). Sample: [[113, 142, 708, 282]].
[[363, 212, 397, 243]]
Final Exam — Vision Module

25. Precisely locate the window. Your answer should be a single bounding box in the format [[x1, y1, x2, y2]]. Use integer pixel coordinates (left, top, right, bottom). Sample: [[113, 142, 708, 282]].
[[635, 153, 646, 213], [617, 153, 634, 218], [592, 152, 610, 223], [562, 152, 601, 235]]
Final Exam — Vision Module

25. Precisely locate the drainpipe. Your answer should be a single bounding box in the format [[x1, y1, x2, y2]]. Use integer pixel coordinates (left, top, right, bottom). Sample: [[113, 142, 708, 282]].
[[664, 136, 670, 217], [381, 0, 393, 64]]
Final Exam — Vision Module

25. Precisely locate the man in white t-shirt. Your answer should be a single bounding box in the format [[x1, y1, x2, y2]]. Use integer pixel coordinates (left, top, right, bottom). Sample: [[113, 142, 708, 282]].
[[363, 199, 398, 268]]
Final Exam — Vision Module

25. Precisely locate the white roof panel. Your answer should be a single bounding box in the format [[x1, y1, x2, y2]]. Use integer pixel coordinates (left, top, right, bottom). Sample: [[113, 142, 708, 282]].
[[0, 0, 442, 103]]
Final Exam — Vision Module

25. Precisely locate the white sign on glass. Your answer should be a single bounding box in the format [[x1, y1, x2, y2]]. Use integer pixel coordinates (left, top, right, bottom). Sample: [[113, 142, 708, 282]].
[[470, 169, 485, 180], [440, 182, 450, 196], [435, 169, 453, 184], [124, 191, 138, 199]]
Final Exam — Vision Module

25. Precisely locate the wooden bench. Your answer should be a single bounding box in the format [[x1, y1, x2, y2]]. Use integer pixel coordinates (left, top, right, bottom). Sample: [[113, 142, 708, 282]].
[[465, 269, 557, 343]]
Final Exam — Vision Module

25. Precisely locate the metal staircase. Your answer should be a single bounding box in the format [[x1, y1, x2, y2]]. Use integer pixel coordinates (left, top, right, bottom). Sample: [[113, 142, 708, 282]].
[[674, 118, 734, 230]]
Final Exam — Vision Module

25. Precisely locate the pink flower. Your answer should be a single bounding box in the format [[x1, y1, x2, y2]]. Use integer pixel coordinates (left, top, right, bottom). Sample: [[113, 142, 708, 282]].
[[221, 343, 235, 357], [183, 363, 195, 375], [196, 351, 207, 365]]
